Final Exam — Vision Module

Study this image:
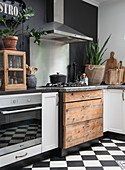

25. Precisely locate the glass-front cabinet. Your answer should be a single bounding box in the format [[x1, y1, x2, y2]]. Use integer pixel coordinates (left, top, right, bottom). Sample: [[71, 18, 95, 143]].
[[0, 50, 27, 91]]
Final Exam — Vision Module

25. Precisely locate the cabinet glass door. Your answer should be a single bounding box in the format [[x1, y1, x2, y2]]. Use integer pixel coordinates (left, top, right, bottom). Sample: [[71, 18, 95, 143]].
[[8, 55, 23, 69], [8, 71, 23, 84], [0, 53, 4, 87], [7, 54, 24, 85]]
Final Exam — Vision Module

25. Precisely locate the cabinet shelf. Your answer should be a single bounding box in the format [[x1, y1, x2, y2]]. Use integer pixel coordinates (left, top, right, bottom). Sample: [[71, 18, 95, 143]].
[[8, 68, 23, 71]]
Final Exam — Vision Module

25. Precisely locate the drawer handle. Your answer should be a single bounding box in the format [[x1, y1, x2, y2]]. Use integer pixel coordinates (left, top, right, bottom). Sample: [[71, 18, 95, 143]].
[[82, 95, 90, 98], [83, 125, 90, 128], [82, 104, 90, 108], [15, 153, 28, 159]]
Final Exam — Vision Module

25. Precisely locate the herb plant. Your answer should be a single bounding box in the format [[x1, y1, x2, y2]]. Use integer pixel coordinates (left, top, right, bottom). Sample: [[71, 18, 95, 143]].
[[0, 7, 47, 45], [86, 35, 111, 65]]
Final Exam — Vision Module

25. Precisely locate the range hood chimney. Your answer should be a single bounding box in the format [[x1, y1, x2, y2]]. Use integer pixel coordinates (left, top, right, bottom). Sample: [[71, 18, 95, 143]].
[[41, 0, 93, 43]]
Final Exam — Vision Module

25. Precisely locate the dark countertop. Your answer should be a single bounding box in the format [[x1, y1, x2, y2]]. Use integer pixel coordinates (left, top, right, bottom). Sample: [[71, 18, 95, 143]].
[[0, 85, 125, 95]]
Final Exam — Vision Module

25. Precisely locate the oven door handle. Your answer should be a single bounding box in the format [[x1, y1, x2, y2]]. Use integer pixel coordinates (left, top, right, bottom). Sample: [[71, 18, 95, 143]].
[[0, 106, 42, 115]]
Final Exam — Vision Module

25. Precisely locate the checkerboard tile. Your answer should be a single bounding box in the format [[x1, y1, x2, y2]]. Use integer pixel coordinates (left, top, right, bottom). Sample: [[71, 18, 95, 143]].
[[22, 138, 125, 170], [0, 122, 41, 148]]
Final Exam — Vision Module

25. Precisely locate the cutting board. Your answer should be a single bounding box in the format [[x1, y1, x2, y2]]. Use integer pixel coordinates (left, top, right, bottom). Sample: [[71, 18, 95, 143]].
[[105, 51, 117, 84]]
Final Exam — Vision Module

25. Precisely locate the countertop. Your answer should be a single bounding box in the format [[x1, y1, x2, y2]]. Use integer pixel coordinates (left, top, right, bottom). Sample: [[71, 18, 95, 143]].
[[0, 85, 125, 95]]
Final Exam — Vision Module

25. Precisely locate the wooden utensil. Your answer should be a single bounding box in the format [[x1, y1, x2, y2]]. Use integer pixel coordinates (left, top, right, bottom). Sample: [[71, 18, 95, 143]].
[[105, 51, 117, 84]]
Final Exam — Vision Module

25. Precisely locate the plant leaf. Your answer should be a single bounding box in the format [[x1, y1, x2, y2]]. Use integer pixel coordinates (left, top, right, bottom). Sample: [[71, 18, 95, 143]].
[[99, 34, 111, 57]]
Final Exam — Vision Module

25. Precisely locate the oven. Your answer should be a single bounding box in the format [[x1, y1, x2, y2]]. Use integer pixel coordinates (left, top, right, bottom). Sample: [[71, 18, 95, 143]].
[[0, 93, 42, 156]]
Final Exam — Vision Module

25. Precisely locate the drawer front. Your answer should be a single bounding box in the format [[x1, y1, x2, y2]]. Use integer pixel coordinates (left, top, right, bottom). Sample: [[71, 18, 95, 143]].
[[63, 118, 103, 149], [0, 145, 41, 167], [63, 90, 103, 103], [63, 99, 103, 125]]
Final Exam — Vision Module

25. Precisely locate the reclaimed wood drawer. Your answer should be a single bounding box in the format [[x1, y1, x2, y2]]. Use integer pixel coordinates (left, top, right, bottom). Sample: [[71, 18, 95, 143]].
[[63, 118, 103, 149], [63, 99, 103, 126], [63, 90, 103, 103]]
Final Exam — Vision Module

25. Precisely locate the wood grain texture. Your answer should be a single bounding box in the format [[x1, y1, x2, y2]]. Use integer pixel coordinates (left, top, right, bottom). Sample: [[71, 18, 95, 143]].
[[63, 90, 103, 103], [63, 118, 103, 149], [63, 99, 103, 126]]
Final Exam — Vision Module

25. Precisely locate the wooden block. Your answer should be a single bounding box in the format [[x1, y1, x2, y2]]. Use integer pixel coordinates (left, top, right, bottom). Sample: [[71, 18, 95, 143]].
[[105, 69, 124, 85], [63, 99, 103, 125]]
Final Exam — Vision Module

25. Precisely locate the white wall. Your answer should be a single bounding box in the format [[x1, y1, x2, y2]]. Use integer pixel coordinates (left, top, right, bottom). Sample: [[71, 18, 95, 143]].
[[98, 0, 125, 65]]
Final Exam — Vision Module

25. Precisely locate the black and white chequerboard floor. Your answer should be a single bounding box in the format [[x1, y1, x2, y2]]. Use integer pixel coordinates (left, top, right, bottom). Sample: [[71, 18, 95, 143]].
[[22, 138, 125, 170]]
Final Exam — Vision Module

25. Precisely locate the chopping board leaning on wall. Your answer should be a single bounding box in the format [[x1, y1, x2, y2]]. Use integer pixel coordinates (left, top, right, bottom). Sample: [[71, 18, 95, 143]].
[[105, 51, 117, 84]]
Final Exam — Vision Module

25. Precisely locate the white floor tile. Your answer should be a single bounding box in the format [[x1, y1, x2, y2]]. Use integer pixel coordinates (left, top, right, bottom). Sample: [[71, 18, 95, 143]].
[[41, 158, 50, 162], [108, 150, 125, 155], [79, 150, 95, 155], [119, 147, 125, 151], [83, 160, 102, 167], [66, 155, 82, 161], [112, 139, 125, 143], [92, 146, 107, 151], [103, 167, 121, 170], [102, 143, 117, 147], [96, 155, 114, 160], [50, 161, 67, 167], [24, 165, 33, 168], [68, 167, 86, 170]]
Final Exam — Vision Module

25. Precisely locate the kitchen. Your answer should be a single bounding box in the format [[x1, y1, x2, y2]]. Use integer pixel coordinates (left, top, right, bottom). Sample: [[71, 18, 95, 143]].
[[0, 0, 125, 170]]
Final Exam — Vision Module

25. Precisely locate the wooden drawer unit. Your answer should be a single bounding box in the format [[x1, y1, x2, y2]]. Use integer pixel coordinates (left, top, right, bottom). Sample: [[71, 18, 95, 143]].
[[63, 118, 103, 149], [63, 90, 103, 103], [63, 90, 103, 149], [63, 99, 103, 126]]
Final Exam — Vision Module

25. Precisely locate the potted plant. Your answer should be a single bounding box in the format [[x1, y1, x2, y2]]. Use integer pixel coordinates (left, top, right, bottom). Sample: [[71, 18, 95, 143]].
[[85, 35, 111, 85], [0, 7, 46, 50]]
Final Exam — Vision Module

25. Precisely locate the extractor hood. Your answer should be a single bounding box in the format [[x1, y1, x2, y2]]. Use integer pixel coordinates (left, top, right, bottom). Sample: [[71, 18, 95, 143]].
[[41, 0, 93, 43]]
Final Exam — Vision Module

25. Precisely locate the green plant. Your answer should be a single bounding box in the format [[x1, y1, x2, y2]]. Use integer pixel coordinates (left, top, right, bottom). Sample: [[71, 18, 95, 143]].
[[0, 7, 47, 45], [86, 35, 111, 65]]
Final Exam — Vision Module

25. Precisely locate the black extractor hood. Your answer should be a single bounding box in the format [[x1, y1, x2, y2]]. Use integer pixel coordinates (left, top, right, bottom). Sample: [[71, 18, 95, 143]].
[[41, 0, 93, 43]]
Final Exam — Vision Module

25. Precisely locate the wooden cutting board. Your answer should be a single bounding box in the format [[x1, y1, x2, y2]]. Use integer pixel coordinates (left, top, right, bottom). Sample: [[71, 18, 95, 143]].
[[105, 51, 117, 84]]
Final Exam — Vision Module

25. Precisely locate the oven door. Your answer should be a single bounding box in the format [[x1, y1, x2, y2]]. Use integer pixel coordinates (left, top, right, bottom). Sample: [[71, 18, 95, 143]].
[[0, 104, 42, 156]]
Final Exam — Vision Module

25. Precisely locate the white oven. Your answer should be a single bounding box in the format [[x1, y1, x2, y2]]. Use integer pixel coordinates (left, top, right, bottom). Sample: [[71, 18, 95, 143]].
[[0, 93, 42, 156]]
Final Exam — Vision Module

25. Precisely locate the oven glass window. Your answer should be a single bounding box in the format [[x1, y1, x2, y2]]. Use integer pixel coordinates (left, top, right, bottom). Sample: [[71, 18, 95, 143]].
[[0, 108, 41, 149]]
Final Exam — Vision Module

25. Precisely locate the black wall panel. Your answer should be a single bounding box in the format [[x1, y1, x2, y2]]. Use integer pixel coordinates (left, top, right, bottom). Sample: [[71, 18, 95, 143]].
[[64, 0, 98, 80], [0, 0, 98, 77]]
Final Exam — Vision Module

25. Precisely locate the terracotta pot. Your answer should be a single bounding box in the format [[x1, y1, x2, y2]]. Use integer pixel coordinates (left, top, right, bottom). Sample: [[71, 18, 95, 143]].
[[2, 36, 18, 50]]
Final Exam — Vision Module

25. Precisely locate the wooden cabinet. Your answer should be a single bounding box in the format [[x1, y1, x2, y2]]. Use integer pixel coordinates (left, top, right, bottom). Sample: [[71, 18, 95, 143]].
[[63, 90, 103, 149], [0, 50, 27, 91]]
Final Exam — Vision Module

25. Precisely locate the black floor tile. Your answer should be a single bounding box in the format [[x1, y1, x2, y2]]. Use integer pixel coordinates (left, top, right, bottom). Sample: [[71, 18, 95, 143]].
[[68, 151, 80, 155], [50, 157, 66, 161], [116, 143, 125, 146], [94, 151, 110, 155], [100, 139, 113, 143], [33, 162, 50, 167], [86, 168, 103, 170], [67, 161, 84, 167], [105, 147, 120, 150], [100, 161, 119, 166], [113, 155, 125, 160], [82, 155, 98, 160], [50, 168, 67, 170]]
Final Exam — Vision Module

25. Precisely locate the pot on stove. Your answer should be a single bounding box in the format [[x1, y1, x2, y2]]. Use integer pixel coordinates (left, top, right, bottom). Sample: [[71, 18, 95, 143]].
[[50, 72, 66, 84]]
